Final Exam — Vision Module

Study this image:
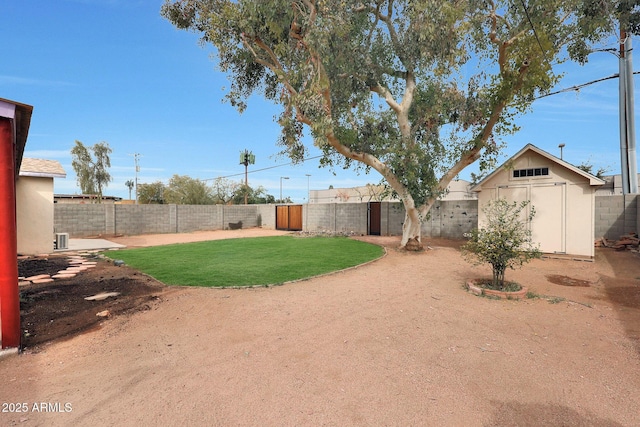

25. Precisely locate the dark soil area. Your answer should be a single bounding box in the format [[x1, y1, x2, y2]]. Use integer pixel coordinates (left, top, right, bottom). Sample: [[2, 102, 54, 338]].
[[18, 254, 166, 350]]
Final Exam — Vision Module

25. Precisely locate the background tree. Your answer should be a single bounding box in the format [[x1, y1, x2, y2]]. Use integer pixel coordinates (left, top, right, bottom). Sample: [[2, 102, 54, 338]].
[[232, 184, 277, 204], [125, 179, 135, 200], [70, 140, 112, 201], [162, 0, 624, 249], [576, 161, 610, 180], [138, 181, 166, 204], [355, 184, 386, 202], [164, 175, 215, 205], [211, 177, 240, 204]]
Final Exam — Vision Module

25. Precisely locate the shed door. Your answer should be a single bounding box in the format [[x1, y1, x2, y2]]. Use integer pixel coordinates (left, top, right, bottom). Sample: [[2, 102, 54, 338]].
[[497, 183, 566, 254], [530, 183, 565, 254]]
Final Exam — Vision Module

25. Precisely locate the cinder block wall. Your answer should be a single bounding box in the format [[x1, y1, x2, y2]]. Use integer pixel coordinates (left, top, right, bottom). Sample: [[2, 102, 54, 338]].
[[435, 200, 478, 239], [55, 196, 636, 240], [256, 204, 276, 229], [305, 204, 336, 232], [335, 203, 368, 234], [55, 204, 271, 237], [112, 204, 175, 235], [223, 205, 259, 229], [176, 205, 223, 233], [595, 195, 638, 239], [54, 204, 108, 236], [377, 200, 478, 239]]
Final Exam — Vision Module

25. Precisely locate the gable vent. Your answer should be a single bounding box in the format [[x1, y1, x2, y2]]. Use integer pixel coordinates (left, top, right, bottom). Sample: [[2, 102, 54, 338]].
[[513, 167, 549, 178]]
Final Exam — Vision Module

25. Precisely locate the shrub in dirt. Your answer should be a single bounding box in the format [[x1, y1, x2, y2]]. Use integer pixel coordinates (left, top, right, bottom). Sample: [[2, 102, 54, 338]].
[[462, 198, 542, 290]]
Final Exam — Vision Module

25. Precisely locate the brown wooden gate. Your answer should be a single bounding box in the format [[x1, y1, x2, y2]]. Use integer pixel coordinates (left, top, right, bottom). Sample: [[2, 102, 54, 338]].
[[368, 202, 381, 235], [276, 205, 303, 231]]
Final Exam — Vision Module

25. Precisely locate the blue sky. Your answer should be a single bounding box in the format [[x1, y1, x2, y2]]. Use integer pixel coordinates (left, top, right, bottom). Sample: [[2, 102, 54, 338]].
[[2, 1, 637, 202]]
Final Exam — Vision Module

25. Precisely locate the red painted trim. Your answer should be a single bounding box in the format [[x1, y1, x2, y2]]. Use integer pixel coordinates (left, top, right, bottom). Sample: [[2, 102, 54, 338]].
[[0, 118, 20, 348]]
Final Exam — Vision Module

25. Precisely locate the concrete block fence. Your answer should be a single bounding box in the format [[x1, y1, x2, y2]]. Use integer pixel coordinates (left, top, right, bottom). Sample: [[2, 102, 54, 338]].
[[54, 204, 274, 238], [54, 195, 638, 240], [594, 194, 640, 239]]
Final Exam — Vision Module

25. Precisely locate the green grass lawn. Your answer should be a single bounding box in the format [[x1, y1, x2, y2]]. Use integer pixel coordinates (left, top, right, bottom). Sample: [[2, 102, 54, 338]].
[[107, 235, 384, 287]]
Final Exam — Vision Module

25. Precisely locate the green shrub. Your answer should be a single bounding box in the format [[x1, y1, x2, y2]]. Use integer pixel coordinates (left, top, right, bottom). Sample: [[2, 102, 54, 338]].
[[462, 198, 542, 290]]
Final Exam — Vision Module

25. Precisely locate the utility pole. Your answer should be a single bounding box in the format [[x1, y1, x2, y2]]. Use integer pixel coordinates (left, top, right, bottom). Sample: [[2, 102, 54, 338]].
[[619, 29, 638, 194], [239, 149, 255, 204], [280, 176, 289, 202], [129, 153, 141, 204]]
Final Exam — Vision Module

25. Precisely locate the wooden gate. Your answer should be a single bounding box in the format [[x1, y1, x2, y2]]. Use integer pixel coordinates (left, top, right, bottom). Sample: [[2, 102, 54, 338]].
[[276, 205, 303, 231], [368, 202, 381, 235]]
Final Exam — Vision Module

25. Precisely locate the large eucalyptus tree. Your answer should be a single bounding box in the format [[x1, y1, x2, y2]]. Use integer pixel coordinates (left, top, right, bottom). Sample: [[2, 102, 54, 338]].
[[162, 0, 624, 248]]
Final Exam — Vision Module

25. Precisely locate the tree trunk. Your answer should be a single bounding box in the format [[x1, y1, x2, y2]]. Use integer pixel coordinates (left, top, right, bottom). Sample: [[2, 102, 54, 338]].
[[401, 205, 423, 251]]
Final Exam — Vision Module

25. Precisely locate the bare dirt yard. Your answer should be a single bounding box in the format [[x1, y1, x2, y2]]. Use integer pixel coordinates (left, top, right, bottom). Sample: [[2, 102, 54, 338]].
[[2, 228, 639, 426]]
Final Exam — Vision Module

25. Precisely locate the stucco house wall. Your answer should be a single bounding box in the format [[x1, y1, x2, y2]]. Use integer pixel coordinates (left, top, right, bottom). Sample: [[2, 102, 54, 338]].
[[17, 158, 66, 255], [473, 144, 604, 258], [310, 180, 476, 204]]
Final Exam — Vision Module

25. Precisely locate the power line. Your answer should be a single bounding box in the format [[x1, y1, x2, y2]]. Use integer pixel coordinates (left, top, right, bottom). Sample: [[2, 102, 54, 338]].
[[519, 0, 548, 64], [536, 71, 640, 99], [201, 155, 323, 181]]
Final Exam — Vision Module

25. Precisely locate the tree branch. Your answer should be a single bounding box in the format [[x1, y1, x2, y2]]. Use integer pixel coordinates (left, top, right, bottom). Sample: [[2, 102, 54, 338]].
[[420, 60, 531, 217]]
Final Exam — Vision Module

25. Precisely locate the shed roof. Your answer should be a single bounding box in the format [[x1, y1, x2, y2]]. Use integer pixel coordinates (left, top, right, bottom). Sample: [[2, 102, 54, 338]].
[[0, 97, 33, 177], [472, 143, 605, 191], [19, 158, 66, 178]]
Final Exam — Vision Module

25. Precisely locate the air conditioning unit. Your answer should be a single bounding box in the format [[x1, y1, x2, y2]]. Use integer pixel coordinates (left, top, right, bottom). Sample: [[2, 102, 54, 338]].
[[55, 233, 69, 250]]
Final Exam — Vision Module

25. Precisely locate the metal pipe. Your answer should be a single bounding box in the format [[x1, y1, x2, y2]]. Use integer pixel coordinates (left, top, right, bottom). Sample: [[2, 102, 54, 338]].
[[624, 35, 638, 193], [619, 31, 630, 194]]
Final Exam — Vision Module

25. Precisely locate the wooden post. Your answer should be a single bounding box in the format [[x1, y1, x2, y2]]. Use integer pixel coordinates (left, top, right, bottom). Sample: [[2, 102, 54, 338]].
[[0, 117, 20, 348]]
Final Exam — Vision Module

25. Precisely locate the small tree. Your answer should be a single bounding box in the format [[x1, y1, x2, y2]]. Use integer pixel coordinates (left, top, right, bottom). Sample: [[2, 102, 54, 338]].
[[462, 198, 541, 290]]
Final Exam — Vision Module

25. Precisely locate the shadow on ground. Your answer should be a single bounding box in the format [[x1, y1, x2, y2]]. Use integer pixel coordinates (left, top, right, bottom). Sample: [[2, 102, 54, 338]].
[[488, 401, 624, 426], [596, 249, 640, 357]]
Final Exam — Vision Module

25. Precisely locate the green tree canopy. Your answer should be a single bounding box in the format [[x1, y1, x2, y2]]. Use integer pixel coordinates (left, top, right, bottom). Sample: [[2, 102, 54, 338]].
[[162, 0, 627, 247], [232, 184, 277, 204], [70, 140, 112, 201], [164, 175, 215, 205], [138, 181, 166, 204], [211, 177, 240, 204]]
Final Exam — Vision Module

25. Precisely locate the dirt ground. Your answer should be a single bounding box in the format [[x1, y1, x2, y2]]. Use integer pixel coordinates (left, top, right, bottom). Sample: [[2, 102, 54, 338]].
[[2, 228, 640, 426]]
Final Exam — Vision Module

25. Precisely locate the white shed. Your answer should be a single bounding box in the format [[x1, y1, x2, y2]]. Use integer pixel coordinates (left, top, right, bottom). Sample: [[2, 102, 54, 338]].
[[472, 144, 604, 258], [17, 158, 66, 255]]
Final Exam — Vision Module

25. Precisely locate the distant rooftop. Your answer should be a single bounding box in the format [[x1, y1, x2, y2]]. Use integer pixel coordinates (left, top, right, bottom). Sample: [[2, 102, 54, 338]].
[[19, 158, 66, 178]]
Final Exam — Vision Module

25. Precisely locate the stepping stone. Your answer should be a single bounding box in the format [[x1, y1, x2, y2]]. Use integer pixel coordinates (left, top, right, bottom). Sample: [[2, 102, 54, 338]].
[[32, 278, 54, 284], [52, 273, 76, 280], [25, 274, 51, 281], [84, 292, 120, 301]]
